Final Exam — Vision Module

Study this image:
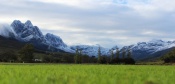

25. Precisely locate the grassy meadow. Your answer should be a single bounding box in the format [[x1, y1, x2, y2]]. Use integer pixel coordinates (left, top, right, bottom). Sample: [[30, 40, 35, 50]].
[[0, 64, 174, 84]]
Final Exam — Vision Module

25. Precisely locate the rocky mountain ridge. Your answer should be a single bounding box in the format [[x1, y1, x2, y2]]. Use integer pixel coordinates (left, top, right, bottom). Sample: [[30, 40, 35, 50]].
[[0, 20, 175, 60]]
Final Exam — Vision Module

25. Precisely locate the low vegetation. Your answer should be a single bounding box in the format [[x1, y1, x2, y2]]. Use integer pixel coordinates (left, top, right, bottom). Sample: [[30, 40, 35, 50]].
[[0, 64, 174, 84]]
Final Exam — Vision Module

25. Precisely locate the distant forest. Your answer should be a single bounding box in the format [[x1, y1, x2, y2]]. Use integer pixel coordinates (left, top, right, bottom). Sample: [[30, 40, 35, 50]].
[[1, 43, 175, 64], [0, 44, 136, 64]]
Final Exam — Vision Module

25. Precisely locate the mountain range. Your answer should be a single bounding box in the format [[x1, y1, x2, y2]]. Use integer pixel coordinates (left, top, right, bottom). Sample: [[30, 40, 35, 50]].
[[0, 20, 175, 61]]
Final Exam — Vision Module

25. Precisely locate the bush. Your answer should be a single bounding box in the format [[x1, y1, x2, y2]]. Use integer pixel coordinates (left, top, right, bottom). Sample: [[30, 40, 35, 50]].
[[18, 44, 34, 63], [0, 50, 17, 62], [162, 49, 175, 63], [124, 58, 135, 64]]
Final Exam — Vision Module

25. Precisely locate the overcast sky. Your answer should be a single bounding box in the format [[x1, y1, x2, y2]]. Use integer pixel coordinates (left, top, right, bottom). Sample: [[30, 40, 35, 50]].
[[0, 0, 175, 48]]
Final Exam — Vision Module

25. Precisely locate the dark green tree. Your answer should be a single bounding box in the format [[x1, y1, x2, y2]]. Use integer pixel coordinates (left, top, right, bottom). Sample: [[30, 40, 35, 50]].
[[112, 48, 121, 64], [116, 48, 120, 59], [161, 49, 175, 63], [97, 47, 101, 63], [125, 49, 135, 64], [127, 49, 132, 58], [122, 49, 126, 59], [43, 53, 53, 63], [0, 50, 17, 62], [19, 44, 34, 63], [110, 50, 114, 62], [74, 48, 79, 64], [101, 56, 108, 64], [78, 49, 82, 63]]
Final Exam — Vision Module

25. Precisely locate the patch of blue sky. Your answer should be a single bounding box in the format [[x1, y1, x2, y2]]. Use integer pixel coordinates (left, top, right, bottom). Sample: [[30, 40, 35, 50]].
[[113, 0, 128, 4], [113, 0, 151, 4]]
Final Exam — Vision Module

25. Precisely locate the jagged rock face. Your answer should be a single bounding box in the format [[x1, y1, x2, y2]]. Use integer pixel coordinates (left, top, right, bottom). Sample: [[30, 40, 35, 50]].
[[11, 20, 24, 34], [11, 20, 44, 42]]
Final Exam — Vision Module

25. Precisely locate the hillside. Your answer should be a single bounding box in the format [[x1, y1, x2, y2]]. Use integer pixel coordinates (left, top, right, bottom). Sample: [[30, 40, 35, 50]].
[[0, 36, 25, 53]]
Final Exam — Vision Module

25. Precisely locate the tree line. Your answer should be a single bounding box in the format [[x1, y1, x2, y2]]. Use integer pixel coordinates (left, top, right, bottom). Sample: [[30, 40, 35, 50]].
[[0, 44, 96, 63], [96, 47, 135, 64], [0, 44, 135, 64], [0, 44, 35, 63], [74, 47, 135, 64]]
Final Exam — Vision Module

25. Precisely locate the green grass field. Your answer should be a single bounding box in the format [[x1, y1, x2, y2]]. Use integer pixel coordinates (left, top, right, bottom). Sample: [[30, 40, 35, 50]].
[[0, 64, 174, 84]]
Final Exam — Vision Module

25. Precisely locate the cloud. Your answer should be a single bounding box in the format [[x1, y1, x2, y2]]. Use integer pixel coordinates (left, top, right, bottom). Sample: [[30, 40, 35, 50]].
[[0, 0, 175, 48], [0, 23, 17, 37]]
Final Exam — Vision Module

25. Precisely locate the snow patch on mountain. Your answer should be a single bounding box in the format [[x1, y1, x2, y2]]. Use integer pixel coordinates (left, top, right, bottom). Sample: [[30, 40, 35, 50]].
[[70, 45, 110, 56], [118, 39, 175, 60], [131, 39, 175, 53]]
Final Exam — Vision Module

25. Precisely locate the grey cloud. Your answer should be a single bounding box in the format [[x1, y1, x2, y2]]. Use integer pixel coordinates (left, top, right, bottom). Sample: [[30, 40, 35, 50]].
[[0, 0, 175, 48]]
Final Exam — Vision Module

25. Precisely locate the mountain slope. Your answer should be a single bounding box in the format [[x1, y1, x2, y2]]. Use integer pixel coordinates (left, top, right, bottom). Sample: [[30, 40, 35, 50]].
[[45, 33, 74, 53], [120, 39, 175, 60], [0, 35, 25, 53]]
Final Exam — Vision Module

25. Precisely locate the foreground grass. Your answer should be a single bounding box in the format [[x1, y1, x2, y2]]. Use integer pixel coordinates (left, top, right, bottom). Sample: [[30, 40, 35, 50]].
[[0, 64, 174, 84]]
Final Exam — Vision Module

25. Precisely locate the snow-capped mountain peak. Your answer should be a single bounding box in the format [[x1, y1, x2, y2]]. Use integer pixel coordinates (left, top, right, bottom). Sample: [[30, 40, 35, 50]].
[[11, 20, 24, 34], [147, 39, 164, 44], [11, 20, 45, 42], [11, 20, 22, 26], [24, 20, 33, 27]]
